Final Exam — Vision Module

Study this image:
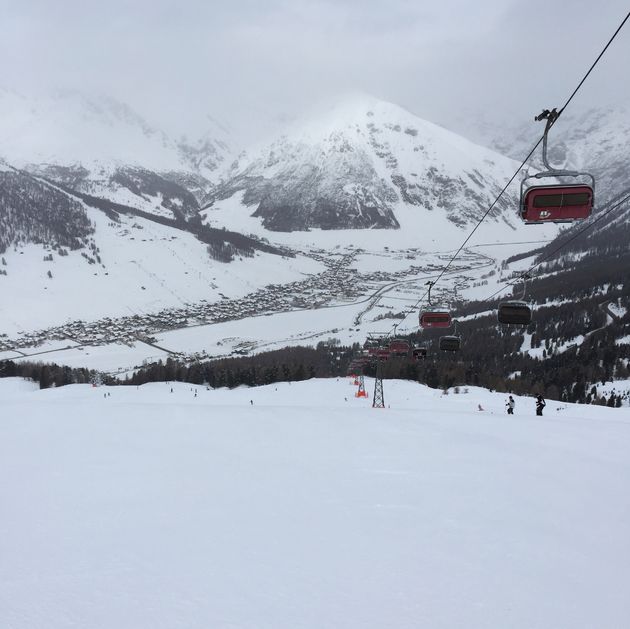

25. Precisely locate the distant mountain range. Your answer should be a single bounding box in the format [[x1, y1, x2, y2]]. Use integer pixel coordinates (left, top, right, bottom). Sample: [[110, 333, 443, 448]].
[[0, 88, 231, 178], [0, 89, 538, 268], [2, 89, 627, 240], [0, 88, 232, 222]]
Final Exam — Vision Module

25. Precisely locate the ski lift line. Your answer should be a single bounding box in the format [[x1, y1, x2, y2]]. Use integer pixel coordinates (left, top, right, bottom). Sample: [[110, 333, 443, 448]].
[[380, 10, 630, 342], [557, 10, 630, 117], [420, 8, 629, 297], [485, 190, 630, 302]]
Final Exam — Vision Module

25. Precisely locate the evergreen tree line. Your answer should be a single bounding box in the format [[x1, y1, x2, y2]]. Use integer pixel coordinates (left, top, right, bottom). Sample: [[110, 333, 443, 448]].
[[125, 345, 356, 388], [2, 326, 628, 406], [0, 360, 96, 389], [0, 171, 93, 254]]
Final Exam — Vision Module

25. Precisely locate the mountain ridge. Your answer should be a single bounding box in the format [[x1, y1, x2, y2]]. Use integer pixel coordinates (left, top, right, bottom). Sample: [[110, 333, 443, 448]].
[[204, 96, 527, 233]]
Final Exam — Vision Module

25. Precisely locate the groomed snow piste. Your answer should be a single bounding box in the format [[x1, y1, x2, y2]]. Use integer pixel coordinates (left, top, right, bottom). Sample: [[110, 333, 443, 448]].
[[1, 377, 629, 629]]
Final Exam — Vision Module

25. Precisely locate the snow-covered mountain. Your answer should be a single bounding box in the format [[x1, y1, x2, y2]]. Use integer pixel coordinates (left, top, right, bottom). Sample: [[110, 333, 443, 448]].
[[0, 162, 95, 256], [0, 164, 316, 336], [205, 96, 527, 233], [0, 88, 231, 175], [0, 92, 569, 346], [0, 88, 233, 214]]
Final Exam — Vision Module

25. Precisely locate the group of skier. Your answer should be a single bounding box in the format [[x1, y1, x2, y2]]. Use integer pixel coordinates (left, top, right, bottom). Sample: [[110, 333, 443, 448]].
[[506, 394, 546, 416]]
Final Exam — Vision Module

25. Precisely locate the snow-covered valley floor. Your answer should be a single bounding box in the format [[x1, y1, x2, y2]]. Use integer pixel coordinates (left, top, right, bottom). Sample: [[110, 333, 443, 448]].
[[2, 377, 629, 629], [2, 238, 552, 374]]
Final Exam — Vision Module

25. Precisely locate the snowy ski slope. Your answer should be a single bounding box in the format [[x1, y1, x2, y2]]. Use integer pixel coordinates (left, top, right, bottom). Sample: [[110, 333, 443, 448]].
[[1, 377, 629, 629]]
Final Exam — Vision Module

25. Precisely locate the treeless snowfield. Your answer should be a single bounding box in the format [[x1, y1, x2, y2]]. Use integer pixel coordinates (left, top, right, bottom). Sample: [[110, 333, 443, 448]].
[[1, 377, 629, 629]]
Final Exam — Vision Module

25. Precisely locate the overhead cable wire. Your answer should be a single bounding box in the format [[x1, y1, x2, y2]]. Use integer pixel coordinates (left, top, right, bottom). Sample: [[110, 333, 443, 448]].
[[381, 9, 630, 341]]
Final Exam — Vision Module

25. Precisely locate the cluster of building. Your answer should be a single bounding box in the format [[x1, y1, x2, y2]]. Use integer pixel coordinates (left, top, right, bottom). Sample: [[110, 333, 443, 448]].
[[0, 247, 485, 356]]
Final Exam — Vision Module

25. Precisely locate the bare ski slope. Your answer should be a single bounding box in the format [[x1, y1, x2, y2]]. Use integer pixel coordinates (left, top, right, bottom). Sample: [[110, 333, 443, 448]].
[[1, 377, 629, 629]]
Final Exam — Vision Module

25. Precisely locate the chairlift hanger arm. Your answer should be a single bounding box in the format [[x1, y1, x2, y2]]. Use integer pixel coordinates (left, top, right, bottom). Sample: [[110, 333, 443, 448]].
[[535, 107, 579, 175], [520, 273, 529, 301]]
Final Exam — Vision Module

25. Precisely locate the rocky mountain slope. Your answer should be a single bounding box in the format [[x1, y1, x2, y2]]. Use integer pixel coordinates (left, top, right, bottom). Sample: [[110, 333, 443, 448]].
[[0, 162, 95, 256], [205, 96, 526, 233]]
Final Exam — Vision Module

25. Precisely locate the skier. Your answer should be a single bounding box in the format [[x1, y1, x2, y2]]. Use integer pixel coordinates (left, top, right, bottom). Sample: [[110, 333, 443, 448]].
[[506, 395, 515, 415], [536, 394, 546, 416]]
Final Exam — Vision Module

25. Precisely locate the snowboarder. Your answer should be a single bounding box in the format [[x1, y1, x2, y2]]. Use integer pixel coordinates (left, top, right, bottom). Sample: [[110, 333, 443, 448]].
[[506, 395, 515, 415], [536, 394, 546, 416]]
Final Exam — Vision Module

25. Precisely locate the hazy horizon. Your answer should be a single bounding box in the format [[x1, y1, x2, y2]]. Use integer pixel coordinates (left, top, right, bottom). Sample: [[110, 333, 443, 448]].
[[1, 1, 629, 144]]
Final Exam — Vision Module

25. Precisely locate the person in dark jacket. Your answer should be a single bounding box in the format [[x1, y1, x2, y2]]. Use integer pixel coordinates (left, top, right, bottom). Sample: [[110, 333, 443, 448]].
[[506, 395, 515, 415], [536, 394, 546, 416]]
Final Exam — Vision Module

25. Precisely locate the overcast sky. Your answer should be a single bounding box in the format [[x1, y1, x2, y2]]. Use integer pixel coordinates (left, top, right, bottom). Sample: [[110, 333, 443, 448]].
[[1, 0, 629, 142]]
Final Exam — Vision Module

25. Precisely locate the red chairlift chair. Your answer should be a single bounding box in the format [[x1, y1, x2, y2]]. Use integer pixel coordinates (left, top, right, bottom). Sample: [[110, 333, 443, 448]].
[[419, 281, 452, 329], [419, 311, 452, 328], [520, 108, 594, 224], [388, 339, 410, 357]]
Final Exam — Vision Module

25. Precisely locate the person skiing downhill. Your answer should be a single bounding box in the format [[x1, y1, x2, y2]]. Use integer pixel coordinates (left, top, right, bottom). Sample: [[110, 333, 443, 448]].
[[536, 394, 546, 416], [506, 395, 515, 415]]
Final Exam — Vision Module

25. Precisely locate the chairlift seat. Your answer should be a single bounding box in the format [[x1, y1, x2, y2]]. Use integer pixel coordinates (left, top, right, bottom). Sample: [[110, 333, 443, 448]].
[[388, 339, 410, 357], [412, 347, 427, 360], [420, 311, 452, 329], [521, 184, 593, 224], [498, 301, 532, 325], [439, 335, 461, 352]]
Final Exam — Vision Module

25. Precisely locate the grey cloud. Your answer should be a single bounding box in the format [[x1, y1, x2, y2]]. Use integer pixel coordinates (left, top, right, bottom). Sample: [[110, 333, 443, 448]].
[[0, 0, 628, 144]]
